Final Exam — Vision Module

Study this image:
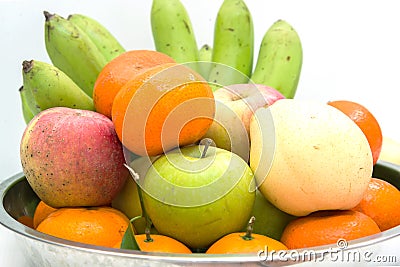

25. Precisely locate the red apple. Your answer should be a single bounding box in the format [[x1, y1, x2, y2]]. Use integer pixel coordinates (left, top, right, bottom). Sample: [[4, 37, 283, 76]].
[[20, 107, 129, 207], [203, 83, 284, 161]]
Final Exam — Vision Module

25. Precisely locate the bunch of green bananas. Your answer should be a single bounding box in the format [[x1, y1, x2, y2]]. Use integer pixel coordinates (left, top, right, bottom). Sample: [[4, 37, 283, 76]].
[[20, 2, 303, 124], [20, 11, 125, 124], [150, 0, 303, 98]]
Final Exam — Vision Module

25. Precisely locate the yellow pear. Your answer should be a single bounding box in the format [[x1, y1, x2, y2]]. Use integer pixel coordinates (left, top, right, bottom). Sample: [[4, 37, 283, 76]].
[[249, 99, 373, 216]]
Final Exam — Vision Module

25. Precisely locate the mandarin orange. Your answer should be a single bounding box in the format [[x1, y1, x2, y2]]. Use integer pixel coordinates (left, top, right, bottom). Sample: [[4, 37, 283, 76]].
[[328, 100, 382, 165], [93, 50, 175, 118], [206, 232, 287, 254], [33, 200, 58, 229], [111, 63, 215, 156], [36, 206, 130, 248], [135, 230, 192, 254], [280, 210, 381, 249], [206, 216, 288, 254], [352, 177, 400, 231], [17, 215, 34, 228]]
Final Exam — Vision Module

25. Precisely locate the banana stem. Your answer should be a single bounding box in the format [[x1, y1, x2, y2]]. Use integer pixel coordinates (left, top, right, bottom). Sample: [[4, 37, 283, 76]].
[[43, 11, 54, 21], [22, 60, 33, 73]]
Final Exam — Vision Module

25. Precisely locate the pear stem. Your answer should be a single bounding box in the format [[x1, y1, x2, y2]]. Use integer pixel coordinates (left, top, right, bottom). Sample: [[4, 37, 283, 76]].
[[242, 216, 256, 240], [200, 138, 213, 158]]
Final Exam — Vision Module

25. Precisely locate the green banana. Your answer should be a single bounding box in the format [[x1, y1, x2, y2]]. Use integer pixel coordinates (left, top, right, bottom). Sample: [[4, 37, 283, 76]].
[[250, 19, 303, 99], [19, 86, 37, 124], [67, 13, 125, 62], [151, 0, 199, 63], [199, 44, 212, 62], [19, 78, 42, 115], [208, 0, 254, 86], [44, 11, 108, 97], [22, 60, 95, 112]]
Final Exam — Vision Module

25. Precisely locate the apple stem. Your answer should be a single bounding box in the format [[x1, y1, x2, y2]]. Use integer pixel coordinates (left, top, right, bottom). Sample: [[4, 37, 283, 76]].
[[242, 216, 256, 241], [200, 138, 213, 158]]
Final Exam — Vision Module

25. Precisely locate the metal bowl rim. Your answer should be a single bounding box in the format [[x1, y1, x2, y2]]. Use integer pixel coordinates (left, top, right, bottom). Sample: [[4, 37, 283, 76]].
[[1, 163, 399, 263]]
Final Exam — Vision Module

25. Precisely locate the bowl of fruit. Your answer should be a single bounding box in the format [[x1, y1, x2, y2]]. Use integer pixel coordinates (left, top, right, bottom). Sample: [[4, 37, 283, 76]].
[[1, 160, 399, 266], [2, 0, 400, 265]]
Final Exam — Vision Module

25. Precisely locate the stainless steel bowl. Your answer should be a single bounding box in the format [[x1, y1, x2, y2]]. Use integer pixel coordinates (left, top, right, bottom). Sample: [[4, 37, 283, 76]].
[[1, 161, 399, 266]]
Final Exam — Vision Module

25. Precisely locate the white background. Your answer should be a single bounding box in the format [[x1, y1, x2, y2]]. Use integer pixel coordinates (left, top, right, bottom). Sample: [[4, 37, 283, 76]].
[[1, 0, 399, 266]]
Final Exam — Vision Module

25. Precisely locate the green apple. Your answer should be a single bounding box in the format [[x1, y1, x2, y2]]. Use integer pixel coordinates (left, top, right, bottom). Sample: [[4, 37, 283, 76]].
[[140, 143, 256, 250], [247, 190, 296, 240], [203, 84, 284, 161]]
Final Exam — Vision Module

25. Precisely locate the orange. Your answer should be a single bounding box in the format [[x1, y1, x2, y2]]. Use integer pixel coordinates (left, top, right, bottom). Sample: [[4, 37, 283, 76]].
[[33, 200, 58, 229], [93, 50, 176, 118], [206, 216, 287, 254], [280, 210, 381, 249], [17, 215, 34, 228], [328, 100, 382, 165], [352, 177, 400, 231], [206, 233, 287, 254], [135, 232, 192, 254], [36, 206, 130, 248], [112, 63, 215, 156]]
